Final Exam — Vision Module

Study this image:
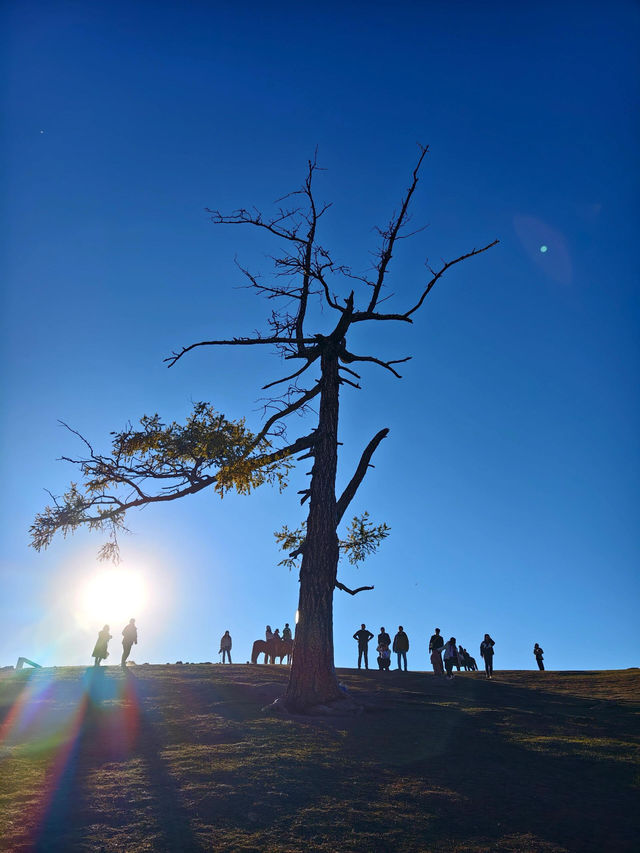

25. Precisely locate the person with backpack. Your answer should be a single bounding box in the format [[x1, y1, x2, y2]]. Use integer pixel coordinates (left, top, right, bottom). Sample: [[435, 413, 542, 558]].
[[392, 626, 409, 671]]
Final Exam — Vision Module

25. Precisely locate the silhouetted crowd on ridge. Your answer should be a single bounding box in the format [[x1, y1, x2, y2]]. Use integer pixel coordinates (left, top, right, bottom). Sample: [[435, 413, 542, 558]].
[[90, 619, 545, 675], [352, 624, 498, 679]]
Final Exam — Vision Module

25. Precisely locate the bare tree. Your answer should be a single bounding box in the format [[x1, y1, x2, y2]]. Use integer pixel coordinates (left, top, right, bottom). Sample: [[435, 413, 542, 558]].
[[31, 147, 497, 712]]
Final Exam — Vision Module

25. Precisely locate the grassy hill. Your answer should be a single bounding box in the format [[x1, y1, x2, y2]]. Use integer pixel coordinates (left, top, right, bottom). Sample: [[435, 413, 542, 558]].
[[1, 665, 638, 852]]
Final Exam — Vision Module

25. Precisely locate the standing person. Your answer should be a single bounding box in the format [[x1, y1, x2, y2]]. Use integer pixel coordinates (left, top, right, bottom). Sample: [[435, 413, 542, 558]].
[[92, 624, 112, 667], [393, 626, 409, 671], [121, 618, 138, 669], [265, 625, 274, 641], [219, 630, 232, 663], [443, 637, 459, 679], [480, 634, 495, 679], [429, 628, 444, 653], [533, 643, 544, 671], [378, 626, 391, 647], [353, 624, 374, 669], [282, 623, 292, 641], [430, 645, 445, 677]]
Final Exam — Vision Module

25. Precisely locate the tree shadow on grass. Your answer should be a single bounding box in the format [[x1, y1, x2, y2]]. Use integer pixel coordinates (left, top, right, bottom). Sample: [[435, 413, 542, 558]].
[[32, 669, 204, 852]]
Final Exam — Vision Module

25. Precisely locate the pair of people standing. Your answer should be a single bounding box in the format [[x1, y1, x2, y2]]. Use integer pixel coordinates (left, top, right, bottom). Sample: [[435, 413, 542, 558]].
[[92, 619, 137, 668], [354, 625, 409, 671]]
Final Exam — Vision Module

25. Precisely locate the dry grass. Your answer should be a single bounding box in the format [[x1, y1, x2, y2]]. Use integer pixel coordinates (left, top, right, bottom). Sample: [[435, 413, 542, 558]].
[[1, 665, 638, 852]]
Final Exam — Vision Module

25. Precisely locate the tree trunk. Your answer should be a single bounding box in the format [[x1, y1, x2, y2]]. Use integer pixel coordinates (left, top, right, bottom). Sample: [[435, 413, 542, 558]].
[[284, 346, 343, 711]]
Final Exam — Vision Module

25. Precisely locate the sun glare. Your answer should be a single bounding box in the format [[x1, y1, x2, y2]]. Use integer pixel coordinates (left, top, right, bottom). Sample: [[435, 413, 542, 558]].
[[78, 569, 148, 629]]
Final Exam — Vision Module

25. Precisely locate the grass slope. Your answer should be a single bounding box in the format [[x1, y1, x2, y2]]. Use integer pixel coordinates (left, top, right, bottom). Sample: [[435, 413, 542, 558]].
[[1, 666, 638, 852]]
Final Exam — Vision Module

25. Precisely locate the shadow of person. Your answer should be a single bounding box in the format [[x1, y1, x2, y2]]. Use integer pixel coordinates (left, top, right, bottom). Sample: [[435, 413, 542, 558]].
[[33, 670, 203, 851]]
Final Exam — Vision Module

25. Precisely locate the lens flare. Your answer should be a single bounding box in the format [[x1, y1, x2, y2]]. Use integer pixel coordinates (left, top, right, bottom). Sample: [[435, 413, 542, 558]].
[[0, 669, 141, 849], [513, 215, 572, 285]]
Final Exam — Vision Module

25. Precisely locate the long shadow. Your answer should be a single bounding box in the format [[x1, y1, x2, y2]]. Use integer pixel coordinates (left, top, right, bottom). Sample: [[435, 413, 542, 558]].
[[33, 669, 204, 852], [339, 675, 640, 852]]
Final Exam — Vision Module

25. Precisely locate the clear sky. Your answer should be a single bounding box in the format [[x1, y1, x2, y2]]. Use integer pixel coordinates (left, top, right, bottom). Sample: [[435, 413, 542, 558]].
[[1, 1, 638, 672]]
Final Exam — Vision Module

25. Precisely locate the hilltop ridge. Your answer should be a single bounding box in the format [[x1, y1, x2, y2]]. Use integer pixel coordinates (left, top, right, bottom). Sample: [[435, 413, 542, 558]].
[[1, 666, 638, 851]]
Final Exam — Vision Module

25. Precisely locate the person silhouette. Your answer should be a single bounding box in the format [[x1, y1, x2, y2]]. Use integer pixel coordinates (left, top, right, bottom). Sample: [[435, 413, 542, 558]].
[[443, 637, 459, 679], [378, 626, 391, 647], [480, 634, 495, 679], [92, 624, 112, 666], [533, 643, 544, 671], [121, 618, 138, 668], [377, 643, 391, 671], [393, 626, 409, 671], [282, 623, 292, 641], [353, 624, 374, 669], [430, 645, 445, 677], [429, 628, 444, 653], [219, 630, 232, 663]]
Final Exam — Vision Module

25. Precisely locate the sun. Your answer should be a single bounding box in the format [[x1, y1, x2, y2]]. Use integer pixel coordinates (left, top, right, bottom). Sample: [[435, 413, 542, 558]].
[[78, 568, 148, 629]]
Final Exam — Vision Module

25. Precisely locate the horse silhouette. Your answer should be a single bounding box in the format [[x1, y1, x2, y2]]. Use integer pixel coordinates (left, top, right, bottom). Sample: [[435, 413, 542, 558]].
[[251, 637, 292, 664]]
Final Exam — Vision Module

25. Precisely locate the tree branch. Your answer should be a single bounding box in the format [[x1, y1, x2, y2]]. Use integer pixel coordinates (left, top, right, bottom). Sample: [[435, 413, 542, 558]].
[[334, 580, 375, 595], [403, 240, 499, 318], [251, 384, 321, 448], [294, 157, 318, 354], [206, 206, 307, 244], [340, 351, 411, 378], [336, 428, 389, 524], [262, 358, 317, 390], [164, 335, 318, 369], [367, 145, 429, 312]]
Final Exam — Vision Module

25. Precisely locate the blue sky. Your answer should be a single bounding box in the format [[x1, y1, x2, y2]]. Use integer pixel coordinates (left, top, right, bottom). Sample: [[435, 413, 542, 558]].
[[1, 1, 638, 671]]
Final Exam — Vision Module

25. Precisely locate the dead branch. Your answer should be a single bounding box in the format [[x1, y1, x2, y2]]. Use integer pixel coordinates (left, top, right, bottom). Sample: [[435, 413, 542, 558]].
[[336, 428, 389, 524], [251, 384, 321, 449], [334, 580, 375, 595], [338, 376, 361, 389], [367, 145, 429, 312], [262, 358, 317, 391], [206, 206, 307, 244], [164, 334, 318, 369], [404, 240, 499, 319], [340, 351, 411, 378]]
